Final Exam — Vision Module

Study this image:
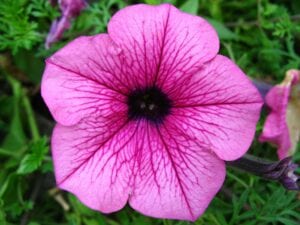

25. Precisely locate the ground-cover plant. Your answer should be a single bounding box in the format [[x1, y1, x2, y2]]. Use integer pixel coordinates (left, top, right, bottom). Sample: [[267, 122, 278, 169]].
[[0, 0, 300, 225]]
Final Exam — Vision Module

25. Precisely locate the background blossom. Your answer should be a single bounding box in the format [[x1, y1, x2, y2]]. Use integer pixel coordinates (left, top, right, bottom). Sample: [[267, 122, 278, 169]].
[[260, 69, 300, 159]]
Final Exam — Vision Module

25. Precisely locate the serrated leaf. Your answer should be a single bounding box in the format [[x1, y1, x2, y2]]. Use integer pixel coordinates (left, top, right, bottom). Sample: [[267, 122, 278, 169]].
[[17, 154, 40, 174], [17, 137, 49, 174]]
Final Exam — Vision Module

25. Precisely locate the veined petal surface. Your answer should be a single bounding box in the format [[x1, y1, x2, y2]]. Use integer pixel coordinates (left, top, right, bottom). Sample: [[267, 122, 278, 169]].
[[42, 34, 129, 126], [108, 3, 219, 87], [52, 116, 225, 221], [167, 55, 263, 161], [52, 114, 133, 213], [129, 120, 225, 221], [42, 3, 263, 221], [43, 4, 220, 126]]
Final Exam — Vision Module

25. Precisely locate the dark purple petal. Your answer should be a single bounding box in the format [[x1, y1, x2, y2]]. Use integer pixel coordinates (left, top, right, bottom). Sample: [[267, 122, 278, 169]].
[[45, 17, 70, 49], [252, 79, 273, 99], [59, 0, 86, 17]]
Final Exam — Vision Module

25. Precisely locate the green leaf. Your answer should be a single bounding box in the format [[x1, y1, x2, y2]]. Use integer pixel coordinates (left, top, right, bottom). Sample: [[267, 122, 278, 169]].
[[28, 222, 40, 225], [0, 199, 7, 225], [41, 160, 53, 173], [207, 18, 239, 40], [0, 0, 41, 54], [17, 154, 41, 174], [180, 0, 199, 15], [17, 137, 49, 174], [2, 77, 26, 151], [13, 50, 44, 84], [144, 0, 161, 5], [0, 173, 23, 211]]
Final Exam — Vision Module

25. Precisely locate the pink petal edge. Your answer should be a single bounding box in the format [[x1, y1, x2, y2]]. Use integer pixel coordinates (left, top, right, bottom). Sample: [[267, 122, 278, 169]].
[[167, 55, 263, 161], [259, 69, 300, 159]]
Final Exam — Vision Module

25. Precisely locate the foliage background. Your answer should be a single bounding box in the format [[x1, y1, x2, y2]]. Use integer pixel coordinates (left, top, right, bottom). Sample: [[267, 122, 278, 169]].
[[0, 0, 300, 224]]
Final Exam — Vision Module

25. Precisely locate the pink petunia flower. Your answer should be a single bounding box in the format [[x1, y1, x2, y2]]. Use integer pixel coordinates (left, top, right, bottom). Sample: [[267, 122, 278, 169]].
[[46, 0, 86, 48], [42, 4, 263, 221], [260, 69, 300, 160]]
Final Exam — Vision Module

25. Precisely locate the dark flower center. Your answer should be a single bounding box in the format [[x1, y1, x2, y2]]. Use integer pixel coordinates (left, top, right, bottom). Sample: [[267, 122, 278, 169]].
[[127, 86, 172, 123]]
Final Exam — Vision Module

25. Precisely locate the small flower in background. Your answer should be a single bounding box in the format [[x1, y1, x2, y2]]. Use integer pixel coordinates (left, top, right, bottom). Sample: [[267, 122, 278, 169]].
[[45, 0, 86, 49], [42, 4, 262, 221], [259, 69, 300, 159]]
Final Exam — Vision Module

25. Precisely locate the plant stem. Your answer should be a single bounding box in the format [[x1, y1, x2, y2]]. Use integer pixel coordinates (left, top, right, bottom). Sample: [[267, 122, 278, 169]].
[[23, 92, 40, 141]]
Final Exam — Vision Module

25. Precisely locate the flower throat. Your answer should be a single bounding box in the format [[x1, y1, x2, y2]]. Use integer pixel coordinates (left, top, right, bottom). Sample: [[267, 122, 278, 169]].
[[127, 86, 172, 123]]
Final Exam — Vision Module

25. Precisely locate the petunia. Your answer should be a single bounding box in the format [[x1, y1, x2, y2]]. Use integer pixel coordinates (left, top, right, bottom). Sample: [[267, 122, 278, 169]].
[[259, 69, 300, 160], [45, 0, 86, 48], [42, 4, 263, 221]]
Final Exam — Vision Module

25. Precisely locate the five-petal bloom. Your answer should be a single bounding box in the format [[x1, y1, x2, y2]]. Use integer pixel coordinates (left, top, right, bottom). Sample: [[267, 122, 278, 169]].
[[260, 69, 300, 159], [42, 4, 263, 221]]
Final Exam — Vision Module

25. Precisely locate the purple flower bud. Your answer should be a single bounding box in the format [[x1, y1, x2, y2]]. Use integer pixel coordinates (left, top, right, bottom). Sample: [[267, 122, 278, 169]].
[[49, 0, 57, 7], [278, 160, 300, 190], [46, 0, 86, 48], [228, 155, 300, 190], [45, 17, 70, 49], [59, 0, 86, 17]]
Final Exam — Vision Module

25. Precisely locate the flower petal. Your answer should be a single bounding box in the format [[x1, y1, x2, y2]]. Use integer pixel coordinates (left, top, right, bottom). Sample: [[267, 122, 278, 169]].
[[42, 34, 130, 126], [128, 120, 225, 221], [60, 0, 86, 17], [46, 0, 86, 48], [259, 86, 290, 149], [45, 17, 71, 49], [108, 4, 219, 87], [259, 69, 300, 159], [168, 55, 263, 161], [286, 101, 300, 158], [51, 114, 135, 213], [52, 115, 225, 220]]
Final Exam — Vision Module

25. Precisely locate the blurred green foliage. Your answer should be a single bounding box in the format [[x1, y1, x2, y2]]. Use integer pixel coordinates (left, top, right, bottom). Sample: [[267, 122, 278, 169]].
[[0, 0, 300, 224]]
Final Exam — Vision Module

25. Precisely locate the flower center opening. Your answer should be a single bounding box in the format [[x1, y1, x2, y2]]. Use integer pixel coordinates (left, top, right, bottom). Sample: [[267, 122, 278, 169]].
[[127, 86, 172, 123]]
